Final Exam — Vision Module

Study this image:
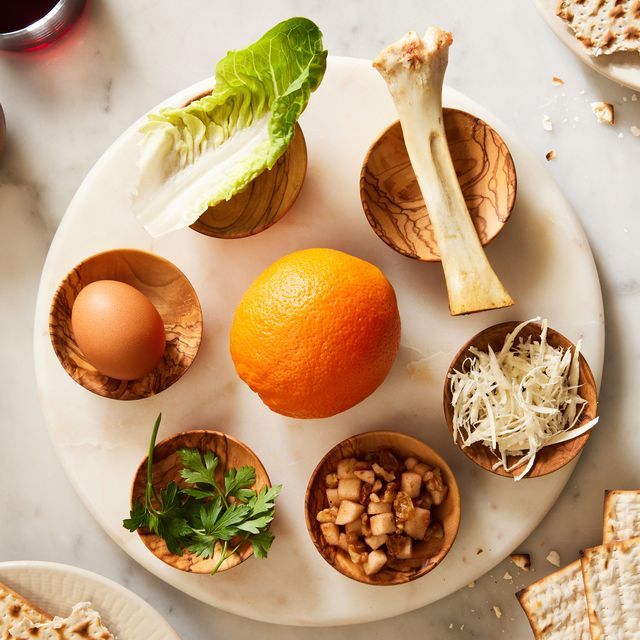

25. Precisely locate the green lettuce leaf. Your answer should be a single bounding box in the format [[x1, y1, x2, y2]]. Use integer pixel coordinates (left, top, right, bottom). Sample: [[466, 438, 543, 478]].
[[134, 17, 327, 237]]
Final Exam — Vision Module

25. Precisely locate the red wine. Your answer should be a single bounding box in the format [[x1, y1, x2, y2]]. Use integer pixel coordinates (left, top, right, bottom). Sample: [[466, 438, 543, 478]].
[[0, 0, 60, 33]]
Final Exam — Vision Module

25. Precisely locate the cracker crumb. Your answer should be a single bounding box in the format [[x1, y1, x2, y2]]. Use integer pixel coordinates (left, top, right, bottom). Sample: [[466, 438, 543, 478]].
[[623, 96, 628, 102], [510, 553, 531, 571], [467, 581, 475, 588], [546, 550, 561, 567], [449, 623, 453, 629], [460, 624, 465, 631], [631, 125, 640, 137], [552, 75, 564, 86], [546, 149, 556, 161], [632, 94, 638, 102], [542, 115, 553, 131], [590, 102, 614, 125], [503, 571, 513, 580], [493, 605, 503, 619]]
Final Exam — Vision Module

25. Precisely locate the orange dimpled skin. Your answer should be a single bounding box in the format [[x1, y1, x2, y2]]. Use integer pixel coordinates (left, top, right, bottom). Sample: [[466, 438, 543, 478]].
[[230, 248, 401, 419]]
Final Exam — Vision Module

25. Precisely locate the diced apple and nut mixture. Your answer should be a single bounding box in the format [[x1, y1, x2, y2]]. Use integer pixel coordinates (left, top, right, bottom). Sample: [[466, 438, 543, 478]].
[[316, 450, 448, 576]]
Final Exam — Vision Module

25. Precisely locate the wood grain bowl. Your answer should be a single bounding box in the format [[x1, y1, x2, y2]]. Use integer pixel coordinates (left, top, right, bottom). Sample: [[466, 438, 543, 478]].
[[443, 321, 598, 478], [360, 108, 517, 262], [131, 429, 271, 573], [305, 431, 461, 586], [49, 248, 202, 401], [190, 123, 307, 239]]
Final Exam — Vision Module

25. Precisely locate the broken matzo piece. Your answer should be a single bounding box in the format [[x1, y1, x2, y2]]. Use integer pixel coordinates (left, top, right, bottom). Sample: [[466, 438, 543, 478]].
[[590, 102, 615, 125], [603, 489, 640, 544], [517, 560, 591, 640], [556, 0, 640, 56], [517, 490, 640, 638], [9, 602, 114, 640], [0, 581, 50, 640], [580, 537, 640, 640]]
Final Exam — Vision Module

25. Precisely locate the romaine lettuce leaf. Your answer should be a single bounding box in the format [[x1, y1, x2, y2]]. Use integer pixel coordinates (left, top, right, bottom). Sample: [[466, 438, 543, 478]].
[[133, 17, 327, 237]]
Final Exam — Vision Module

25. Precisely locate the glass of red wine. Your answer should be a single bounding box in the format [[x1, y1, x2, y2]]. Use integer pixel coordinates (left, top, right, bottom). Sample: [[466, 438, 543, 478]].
[[0, 0, 86, 51]]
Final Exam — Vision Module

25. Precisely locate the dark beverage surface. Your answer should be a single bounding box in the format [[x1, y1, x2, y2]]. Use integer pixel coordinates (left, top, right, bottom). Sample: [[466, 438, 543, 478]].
[[0, 0, 60, 33]]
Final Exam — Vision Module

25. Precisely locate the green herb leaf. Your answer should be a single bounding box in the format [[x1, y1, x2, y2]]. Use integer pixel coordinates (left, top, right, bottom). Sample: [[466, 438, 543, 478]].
[[224, 465, 256, 498], [157, 516, 191, 556], [207, 503, 252, 540], [251, 530, 276, 559], [233, 488, 256, 503], [199, 497, 225, 533], [180, 487, 216, 501], [123, 500, 148, 532], [178, 448, 219, 487], [187, 534, 219, 559]]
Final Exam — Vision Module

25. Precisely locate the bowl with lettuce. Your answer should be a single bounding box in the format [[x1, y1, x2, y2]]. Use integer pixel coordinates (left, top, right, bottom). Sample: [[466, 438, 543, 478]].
[[133, 17, 327, 239]]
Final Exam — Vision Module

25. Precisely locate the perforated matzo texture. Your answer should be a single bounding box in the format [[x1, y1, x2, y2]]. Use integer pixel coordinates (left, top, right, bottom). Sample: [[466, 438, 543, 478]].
[[581, 537, 640, 640], [8, 602, 114, 639], [557, 0, 640, 55], [603, 490, 640, 544], [0, 583, 50, 640], [518, 561, 590, 639]]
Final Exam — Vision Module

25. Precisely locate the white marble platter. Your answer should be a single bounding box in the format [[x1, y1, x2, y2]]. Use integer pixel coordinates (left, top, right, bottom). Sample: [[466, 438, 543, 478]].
[[533, 0, 640, 91], [0, 561, 179, 639], [33, 57, 604, 626]]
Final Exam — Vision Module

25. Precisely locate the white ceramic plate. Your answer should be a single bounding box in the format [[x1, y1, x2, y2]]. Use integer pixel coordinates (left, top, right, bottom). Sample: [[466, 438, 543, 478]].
[[0, 561, 179, 639], [33, 57, 604, 626], [533, 0, 640, 90]]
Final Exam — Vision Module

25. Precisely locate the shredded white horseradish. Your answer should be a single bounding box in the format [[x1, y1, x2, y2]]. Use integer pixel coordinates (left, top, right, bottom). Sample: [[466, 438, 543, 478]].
[[449, 318, 598, 480]]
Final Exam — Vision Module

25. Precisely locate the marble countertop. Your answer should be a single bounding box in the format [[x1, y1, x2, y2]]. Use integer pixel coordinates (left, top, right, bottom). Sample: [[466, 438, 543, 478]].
[[0, 1, 638, 637]]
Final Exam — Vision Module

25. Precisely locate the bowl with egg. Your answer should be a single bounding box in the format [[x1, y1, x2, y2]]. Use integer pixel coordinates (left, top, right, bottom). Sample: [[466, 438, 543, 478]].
[[49, 248, 202, 400]]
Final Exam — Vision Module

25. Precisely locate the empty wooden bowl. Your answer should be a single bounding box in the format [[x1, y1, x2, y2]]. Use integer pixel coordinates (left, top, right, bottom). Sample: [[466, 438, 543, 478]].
[[190, 123, 307, 238], [49, 248, 202, 401], [131, 429, 271, 573], [443, 321, 598, 478], [360, 108, 517, 261], [305, 431, 461, 586]]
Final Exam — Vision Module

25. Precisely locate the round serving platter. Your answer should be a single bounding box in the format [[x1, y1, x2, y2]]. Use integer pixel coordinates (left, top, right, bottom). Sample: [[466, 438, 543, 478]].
[[0, 561, 180, 639], [33, 57, 604, 626], [533, 0, 640, 91]]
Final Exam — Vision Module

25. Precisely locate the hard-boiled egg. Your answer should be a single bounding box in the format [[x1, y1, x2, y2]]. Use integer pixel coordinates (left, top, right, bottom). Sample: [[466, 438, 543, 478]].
[[71, 280, 166, 380]]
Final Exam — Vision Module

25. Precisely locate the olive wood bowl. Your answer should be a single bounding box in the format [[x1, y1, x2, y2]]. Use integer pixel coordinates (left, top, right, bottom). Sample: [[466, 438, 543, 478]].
[[49, 248, 202, 401], [360, 108, 517, 262], [443, 321, 598, 478], [190, 123, 307, 239], [131, 429, 271, 573], [305, 430, 461, 586]]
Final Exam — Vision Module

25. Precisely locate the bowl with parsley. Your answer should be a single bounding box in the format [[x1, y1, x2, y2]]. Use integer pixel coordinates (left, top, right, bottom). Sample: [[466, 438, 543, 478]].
[[124, 415, 281, 574]]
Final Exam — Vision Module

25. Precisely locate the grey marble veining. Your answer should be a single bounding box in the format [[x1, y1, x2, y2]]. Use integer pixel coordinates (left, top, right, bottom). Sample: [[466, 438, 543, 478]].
[[0, 1, 638, 638]]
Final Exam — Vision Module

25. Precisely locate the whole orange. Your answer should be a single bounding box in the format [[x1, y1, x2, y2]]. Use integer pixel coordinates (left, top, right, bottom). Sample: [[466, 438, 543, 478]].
[[230, 248, 401, 419]]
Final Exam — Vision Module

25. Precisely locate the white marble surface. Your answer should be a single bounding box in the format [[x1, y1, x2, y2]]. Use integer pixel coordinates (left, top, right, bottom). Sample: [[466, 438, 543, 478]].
[[0, 0, 638, 637]]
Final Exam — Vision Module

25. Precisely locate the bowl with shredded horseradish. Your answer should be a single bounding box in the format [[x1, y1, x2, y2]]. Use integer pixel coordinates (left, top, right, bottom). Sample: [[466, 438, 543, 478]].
[[443, 318, 599, 480]]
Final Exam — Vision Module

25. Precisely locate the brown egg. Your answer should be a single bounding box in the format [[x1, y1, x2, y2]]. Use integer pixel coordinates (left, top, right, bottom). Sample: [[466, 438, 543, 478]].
[[71, 280, 166, 381]]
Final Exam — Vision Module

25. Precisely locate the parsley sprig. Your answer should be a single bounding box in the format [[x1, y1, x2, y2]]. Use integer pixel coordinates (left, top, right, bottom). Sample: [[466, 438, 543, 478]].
[[123, 414, 281, 573]]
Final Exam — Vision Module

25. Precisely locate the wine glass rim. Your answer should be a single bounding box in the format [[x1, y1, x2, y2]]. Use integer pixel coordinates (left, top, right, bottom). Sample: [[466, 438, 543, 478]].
[[0, 0, 65, 37]]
